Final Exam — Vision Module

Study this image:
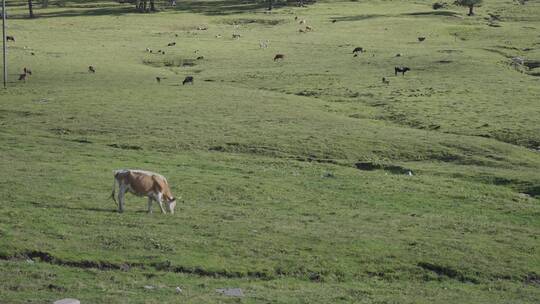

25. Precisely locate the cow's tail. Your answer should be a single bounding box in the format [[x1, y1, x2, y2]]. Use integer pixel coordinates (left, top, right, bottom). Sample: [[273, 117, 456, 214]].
[[111, 171, 119, 205]]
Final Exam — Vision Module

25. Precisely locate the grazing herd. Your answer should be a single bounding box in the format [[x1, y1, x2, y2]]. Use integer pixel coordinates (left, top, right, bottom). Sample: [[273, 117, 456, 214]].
[[10, 14, 417, 88]]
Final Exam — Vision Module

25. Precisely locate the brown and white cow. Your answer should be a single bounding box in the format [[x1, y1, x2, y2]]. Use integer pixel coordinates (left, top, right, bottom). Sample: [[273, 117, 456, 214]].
[[111, 169, 177, 214]]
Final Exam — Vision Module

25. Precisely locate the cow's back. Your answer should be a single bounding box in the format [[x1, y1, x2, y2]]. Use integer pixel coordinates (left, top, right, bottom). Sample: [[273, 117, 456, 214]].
[[115, 169, 173, 199]]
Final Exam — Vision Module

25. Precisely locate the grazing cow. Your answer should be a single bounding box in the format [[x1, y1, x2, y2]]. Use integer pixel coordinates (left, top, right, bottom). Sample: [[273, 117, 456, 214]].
[[395, 66, 410, 76], [295, 16, 298, 20], [156, 77, 161, 83], [88, 66, 96, 73], [331, 19, 337, 23], [299, 19, 306, 24], [305, 25, 313, 31], [273, 54, 285, 61], [23, 67, 32, 75], [6, 35, 14, 42], [352, 47, 364, 54], [183, 76, 194, 85], [395, 53, 402, 57], [167, 42, 176, 46], [298, 28, 306, 33], [418, 37, 426, 42], [382, 77, 389, 84], [18, 73, 27, 81], [111, 169, 177, 214], [196, 56, 204, 60], [232, 33, 241, 39]]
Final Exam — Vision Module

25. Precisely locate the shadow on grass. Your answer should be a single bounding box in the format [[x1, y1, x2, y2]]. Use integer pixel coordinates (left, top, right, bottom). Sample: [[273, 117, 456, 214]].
[[403, 10, 460, 17], [331, 10, 460, 23], [8, 0, 289, 19], [174, 0, 285, 16], [8, 5, 135, 19]]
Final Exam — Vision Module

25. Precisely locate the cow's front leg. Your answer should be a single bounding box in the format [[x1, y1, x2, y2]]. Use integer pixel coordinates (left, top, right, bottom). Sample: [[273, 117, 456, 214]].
[[156, 193, 166, 214], [118, 184, 127, 213], [147, 197, 153, 214]]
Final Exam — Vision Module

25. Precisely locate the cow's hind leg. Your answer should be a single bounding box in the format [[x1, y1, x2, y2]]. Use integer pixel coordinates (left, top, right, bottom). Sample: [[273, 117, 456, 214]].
[[147, 197, 154, 214]]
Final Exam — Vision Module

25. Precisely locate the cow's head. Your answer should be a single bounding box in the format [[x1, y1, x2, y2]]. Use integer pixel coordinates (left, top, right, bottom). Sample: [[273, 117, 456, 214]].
[[167, 197, 177, 214]]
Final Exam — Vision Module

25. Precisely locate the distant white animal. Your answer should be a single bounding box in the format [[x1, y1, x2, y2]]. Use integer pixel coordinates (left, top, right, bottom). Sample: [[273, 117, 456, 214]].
[[259, 40, 269, 48], [111, 169, 177, 214]]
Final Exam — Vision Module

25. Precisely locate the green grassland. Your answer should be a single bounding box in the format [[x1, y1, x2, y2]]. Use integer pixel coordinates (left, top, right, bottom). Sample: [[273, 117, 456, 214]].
[[0, 0, 539, 302]]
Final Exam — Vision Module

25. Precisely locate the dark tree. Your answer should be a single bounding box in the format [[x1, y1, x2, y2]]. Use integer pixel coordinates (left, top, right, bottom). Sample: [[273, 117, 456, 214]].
[[28, 0, 35, 18], [454, 0, 483, 16]]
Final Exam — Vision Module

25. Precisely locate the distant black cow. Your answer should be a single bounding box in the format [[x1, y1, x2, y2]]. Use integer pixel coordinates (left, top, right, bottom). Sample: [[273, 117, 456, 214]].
[[395, 67, 410, 76], [196, 56, 204, 60], [331, 19, 337, 23], [18, 73, 26, 81], [273, 54, 285, 61], [167, 42, 176, 46], [352, 47, 364, 54], [183, 76, 194, 85], [6, 35, 15, 42], [88, 66, 96, 73], [156, 77, 161, 83], [418, 37, 426, 42]]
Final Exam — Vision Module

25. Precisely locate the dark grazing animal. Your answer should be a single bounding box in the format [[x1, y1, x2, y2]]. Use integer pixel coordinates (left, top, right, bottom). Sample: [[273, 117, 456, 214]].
[[182, 76, 194, 85], [167, 42, 176, 46], [156, 77, 161, 83], [23, 67, 32, 75], [352, 47, 364, 54], [395, 67, 410, 76], [331, 19, 337, 23], [273, 54, 285, 61], [418, 37, 426, 42], [6, 35, 15, 42], [88, 66, 96, 73], [382, 77, 389, 84], [18, 73, 27, 81], [196, 56, 204, 60]]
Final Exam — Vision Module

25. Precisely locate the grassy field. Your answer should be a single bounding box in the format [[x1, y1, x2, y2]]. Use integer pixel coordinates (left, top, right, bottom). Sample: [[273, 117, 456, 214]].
[[0, 0, 539, 302]]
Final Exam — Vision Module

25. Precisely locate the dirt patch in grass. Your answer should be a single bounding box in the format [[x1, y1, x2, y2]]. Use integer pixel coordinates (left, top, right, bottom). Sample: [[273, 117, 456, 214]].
[[108, 143, 143, 150], [222, 18, 286, 26], [355, 162, 412, 175], [418, 262, 479, 283], [524, 60, 540, 69], [0, 109, 42, 118], [143, 56, 197, 68]]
